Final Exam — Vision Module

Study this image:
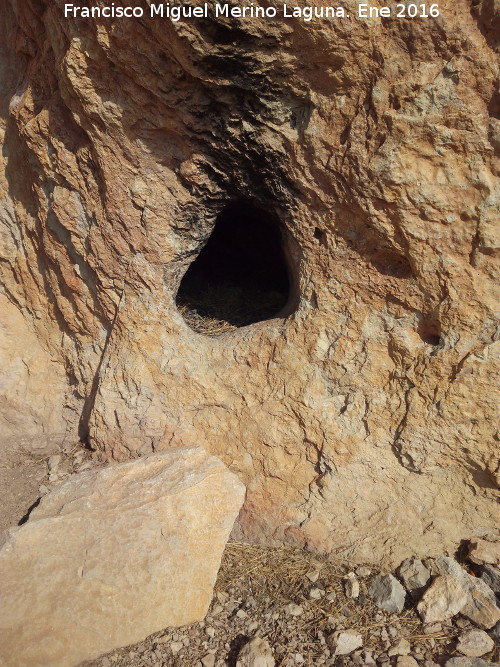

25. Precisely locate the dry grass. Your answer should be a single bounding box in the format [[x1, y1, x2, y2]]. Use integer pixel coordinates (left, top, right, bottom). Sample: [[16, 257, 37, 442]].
[[177, 303, 237, 336], [85, 541, 470, 666], [214, 542, 455, 665], [176, 283, 286, 335]]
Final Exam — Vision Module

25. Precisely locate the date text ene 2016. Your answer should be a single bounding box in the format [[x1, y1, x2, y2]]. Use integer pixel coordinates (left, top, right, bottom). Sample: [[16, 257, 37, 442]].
[[358, 4, 440, 18]]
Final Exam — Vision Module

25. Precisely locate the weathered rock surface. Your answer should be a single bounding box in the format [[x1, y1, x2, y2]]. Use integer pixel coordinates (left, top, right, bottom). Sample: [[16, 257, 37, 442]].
[[1, 0, 499, 565], [0, 446, 245, 667], [369, 574, 406, 613], [469, 540, 500, 566], [481, 564, 500, 594], [417, 574, 469, 623], [456, 629, 495, 658], [0, 294, 69, 449], [446, 659, 500, 667]]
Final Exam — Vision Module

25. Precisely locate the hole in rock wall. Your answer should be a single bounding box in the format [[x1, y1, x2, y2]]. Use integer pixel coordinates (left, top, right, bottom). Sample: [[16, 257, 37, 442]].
[[176, 201, 293, 335], [418, 318, 442, 346]]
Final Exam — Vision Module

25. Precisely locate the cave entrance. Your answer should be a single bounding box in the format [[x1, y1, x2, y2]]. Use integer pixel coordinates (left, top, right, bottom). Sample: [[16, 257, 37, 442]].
[[176, 201, 292, 335]]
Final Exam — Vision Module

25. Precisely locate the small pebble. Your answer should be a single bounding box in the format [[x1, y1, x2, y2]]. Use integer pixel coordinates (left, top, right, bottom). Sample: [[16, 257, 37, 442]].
[[388, 638, 411, 656], [344, 572, 360, 599], [309, 587, 324, 599], [170, 642, 183, 654], [423, 622, 442, 634], [285, 603, 304, 616], [47, 454, 61, 472]]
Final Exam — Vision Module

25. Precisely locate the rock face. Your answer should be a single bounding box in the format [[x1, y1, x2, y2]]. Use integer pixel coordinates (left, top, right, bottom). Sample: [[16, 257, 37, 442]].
[[0, 0, 499, 565], [0, 447, 245, 667], [0, 294, 68, 450]]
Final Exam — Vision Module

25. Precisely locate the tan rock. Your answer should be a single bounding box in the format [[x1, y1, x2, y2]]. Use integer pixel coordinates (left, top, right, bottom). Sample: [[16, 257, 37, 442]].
[[468, 540, 500, 566], [0, 294, 69, 448], [417, 575, 468, 623], [435, 557, 500, 629], [461, 578, 500, 629], [236, 638, 275, 667], [328, 630, 364, 656], [397, 658, 419, 667], [0, 0, 499, 566], [388, 639, 411, 656], [0, 447, 245, 667]]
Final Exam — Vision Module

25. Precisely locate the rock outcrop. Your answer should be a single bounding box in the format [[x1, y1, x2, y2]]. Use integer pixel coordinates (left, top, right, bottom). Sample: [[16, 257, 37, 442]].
[[0, 294, 68, 450], [0, 446, 245, 667], [0, 0, 499, 564]]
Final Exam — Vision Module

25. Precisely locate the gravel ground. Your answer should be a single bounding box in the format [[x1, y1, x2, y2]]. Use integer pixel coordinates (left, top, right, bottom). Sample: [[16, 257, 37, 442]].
[[1, 445, 499, 667], [83, 541, 499, 667]]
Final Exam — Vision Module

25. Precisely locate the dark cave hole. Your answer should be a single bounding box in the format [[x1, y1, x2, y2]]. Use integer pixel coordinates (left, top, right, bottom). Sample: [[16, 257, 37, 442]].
[[418, 319, 442, 346], [314, 227, 327, 246], [176, 201, 292, 334]]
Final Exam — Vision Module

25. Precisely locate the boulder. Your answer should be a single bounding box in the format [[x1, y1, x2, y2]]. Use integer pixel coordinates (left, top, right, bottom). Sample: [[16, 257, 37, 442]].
[[0, 447, 245, 667], [461, 580, 500, 630], [368, 574, 406, 613], [456, 629, 495, 658]]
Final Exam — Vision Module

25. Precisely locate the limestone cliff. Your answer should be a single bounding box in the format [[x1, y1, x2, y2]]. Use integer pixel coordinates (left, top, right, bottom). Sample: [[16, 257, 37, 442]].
[[1, 0, 499, 564]]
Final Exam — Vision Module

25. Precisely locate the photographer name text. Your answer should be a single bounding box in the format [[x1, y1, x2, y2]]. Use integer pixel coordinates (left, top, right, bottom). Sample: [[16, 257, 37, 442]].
[[64, 3, 441, 22]]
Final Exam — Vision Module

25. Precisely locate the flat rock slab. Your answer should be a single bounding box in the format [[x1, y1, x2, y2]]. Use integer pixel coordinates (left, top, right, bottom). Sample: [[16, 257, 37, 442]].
[[0, 446, 245, 667]]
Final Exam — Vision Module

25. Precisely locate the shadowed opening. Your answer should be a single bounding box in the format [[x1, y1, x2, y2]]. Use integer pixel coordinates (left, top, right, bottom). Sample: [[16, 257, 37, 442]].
[[176, 201, 292, 335]]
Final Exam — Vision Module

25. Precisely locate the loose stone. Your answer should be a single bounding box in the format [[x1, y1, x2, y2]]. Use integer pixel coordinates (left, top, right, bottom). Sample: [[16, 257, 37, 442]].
[[456, 629, 495, 658], [369, 574, 406, 613], [236, 638, 275, 667]]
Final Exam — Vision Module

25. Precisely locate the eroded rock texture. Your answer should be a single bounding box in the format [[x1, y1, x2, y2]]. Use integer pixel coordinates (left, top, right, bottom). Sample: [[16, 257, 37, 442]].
[[1, 0, 499, 564]]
